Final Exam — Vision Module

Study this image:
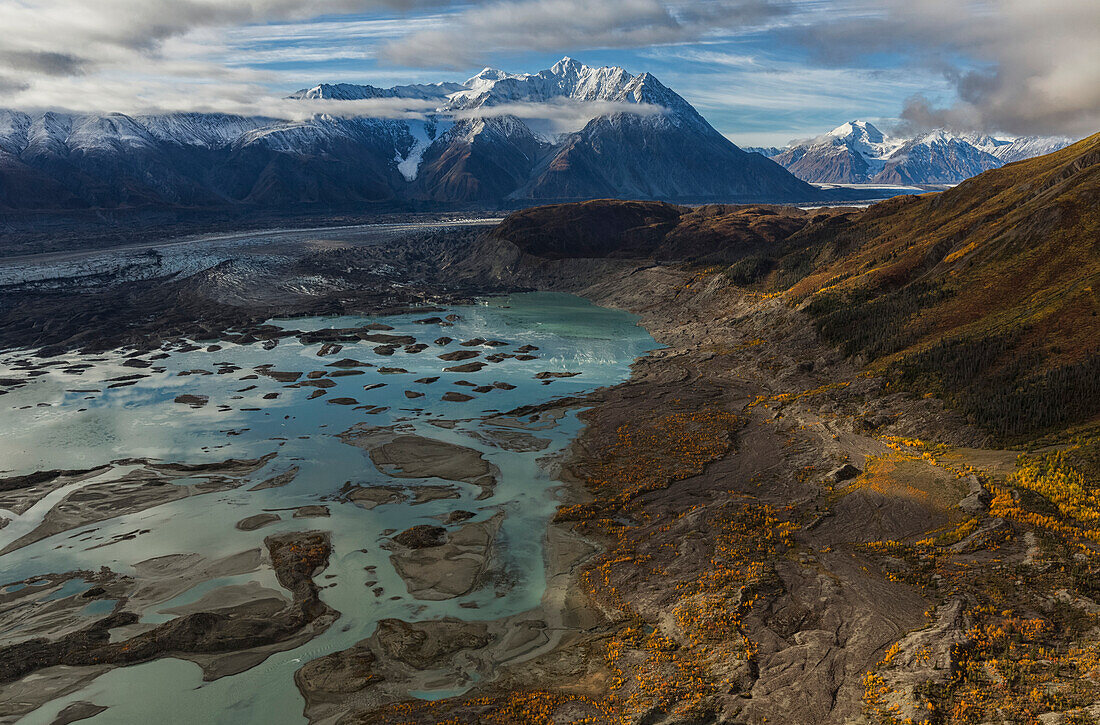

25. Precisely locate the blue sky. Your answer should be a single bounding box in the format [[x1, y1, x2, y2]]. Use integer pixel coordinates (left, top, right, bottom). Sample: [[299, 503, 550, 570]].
[[0, 1, 1094, 145], [208, 6, 959, 146]]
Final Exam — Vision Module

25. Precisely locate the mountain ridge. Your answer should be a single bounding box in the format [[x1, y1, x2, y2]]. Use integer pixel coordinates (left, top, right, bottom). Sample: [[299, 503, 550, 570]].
[[762, 120, 1074, 184], [0, 58, 817, 211]]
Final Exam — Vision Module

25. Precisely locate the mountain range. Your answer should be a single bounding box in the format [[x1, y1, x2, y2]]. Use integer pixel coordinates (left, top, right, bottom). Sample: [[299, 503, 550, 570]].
[[0, 58, 815, 211], [746, 121, 1074, 185]]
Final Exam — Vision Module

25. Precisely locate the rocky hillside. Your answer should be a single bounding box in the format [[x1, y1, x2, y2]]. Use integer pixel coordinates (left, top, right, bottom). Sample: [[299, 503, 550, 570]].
[[785, 132, 1100, 439]]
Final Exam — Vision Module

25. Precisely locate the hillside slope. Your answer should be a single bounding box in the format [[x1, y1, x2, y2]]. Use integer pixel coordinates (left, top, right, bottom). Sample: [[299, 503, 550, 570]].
[[782, 132, 1100, 437], [483, 133, 1100, 439]]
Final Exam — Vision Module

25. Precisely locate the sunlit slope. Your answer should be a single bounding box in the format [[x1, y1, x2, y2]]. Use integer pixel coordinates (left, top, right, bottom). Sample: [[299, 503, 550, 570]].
[[785, 132, 1100, 437]]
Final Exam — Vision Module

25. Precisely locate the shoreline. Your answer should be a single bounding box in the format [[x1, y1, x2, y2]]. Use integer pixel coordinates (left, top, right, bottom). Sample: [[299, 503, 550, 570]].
[[341, 251, 1010, 723], [3, 210, 1096, 722], [0, 289, 650, 724]]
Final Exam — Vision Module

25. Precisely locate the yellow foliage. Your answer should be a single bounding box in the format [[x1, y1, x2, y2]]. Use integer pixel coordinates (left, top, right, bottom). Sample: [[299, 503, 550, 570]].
[[1009, 449, 1100, 524]]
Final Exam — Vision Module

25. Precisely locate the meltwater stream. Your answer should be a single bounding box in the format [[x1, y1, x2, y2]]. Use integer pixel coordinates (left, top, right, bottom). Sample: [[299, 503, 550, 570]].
[[0, 292, 656, 724]]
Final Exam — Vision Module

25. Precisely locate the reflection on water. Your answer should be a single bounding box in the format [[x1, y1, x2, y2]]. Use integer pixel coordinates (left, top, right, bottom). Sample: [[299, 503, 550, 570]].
[[0, 292, 656, 724]]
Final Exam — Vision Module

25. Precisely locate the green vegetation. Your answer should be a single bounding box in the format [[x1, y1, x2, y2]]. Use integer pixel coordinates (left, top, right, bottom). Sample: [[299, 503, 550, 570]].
[[745, 132, 1100, 440], [722, 254, 774, 285], [891, 333, 1100, 438], [805, 284, 953, 359]]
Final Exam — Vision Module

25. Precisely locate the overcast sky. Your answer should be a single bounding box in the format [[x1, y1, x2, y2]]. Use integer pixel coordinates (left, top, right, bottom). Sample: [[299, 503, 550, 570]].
[[0, 0, 1095, 146]]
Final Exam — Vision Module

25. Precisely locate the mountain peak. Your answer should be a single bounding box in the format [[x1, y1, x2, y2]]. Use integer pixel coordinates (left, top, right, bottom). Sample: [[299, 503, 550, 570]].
[[467, 67, 511, 84], [826, 120, 885, 144], [622, 71, 689, 112], [290, 82, 385, 101], [551, 56, 583, 74], [917, 128, 956, 144]]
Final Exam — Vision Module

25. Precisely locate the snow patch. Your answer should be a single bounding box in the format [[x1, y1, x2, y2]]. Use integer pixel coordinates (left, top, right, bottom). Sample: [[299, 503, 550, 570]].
[[395, 119, 449, 182]]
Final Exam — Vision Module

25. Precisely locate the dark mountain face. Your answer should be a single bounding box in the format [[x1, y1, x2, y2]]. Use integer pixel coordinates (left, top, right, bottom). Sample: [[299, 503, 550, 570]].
[[226, 144, 400, 207], [873, 136, 1001, 184], [414, 119, 547, 202], [0, 114, 412, 210], [771, 145, 872, 184], [0, 59, 820, 211], [487, 200, 684, 258], [513, 112, 816, 202], [487, 199, 832, 262]]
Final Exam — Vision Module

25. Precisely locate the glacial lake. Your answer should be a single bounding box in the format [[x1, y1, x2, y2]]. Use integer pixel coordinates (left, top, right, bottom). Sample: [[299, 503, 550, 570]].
[[0, 292, 656, 724]]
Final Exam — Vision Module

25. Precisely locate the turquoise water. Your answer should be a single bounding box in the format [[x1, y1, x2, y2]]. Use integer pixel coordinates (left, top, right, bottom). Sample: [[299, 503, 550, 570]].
[[0, 292, 656, 724]]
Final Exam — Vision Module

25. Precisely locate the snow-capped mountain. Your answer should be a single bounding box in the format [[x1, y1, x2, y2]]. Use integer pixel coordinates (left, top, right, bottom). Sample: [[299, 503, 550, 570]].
[[289, 82, 465, 102], [770, 121, 906, 184], [0, 58, 814, 210], [762, 121, 1074, 185], [413, 58, 809, 202], [971, 135, 1076, 163], [875, 130, 1002, 185]]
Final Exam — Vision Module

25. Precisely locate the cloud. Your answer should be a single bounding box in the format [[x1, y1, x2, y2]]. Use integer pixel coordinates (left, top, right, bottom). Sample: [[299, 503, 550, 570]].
[[381, 0, 787, 69], [0, 1, 467, 118], [197, 96, 444, 120], [453, 99, 666, 132], [0, 1, 463, 94], [0, 76, 30, 94], [0, 1, 453, 57], [0, 0, 1095, 140], [6, 79, 665, 131], [784, 0, 1100, 137], [9, 78, 444, 120], [0, 51, 86, 76]]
